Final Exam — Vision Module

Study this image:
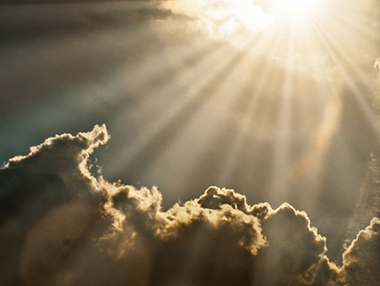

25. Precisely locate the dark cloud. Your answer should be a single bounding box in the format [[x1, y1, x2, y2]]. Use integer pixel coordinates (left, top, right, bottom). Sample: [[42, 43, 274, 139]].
[[4, 123, 109, 197], [340, 217, 380, 286], [0, 2, 169, 43], [1, 125, 379, 285], [18, 202, 107, 286], [255, 203, 328, 285], [0, 0, 149, 4], [0, 167, 70, 285], [0, 124, 109, 285], [0, 2, 171, 115], [1, 0, 380, 284]]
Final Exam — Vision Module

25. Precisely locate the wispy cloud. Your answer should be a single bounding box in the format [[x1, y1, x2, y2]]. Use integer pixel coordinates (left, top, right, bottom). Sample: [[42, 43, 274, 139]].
[[158, 0, 272, 39]]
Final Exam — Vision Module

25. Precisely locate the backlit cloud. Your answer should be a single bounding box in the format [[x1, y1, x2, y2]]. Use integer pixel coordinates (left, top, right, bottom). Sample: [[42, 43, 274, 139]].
[[375, 58, 380, 70], [340, 217, 380, 286], [0, 125, 379, 285], [159, 0, 273, 39]]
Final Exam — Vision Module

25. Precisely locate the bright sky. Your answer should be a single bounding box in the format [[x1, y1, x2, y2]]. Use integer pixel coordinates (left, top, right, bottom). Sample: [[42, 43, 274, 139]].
[[0, 0, 380, 285]]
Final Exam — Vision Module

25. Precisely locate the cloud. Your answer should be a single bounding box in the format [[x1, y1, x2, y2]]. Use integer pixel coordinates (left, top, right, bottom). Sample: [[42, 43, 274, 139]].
[[340, 217, 380, 286], [375, 58, 380, 70], [4, 123, 109, 197], [0, 0, 148, 4], [158, 0, 273, 39], [255, 203, 328, 285], [0, 124, 110, 285], [1, 124, 379, 285]]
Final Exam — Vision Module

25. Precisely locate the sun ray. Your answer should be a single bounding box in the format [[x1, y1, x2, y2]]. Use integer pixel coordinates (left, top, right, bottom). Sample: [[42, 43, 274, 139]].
[[2, 0, 380, 272], [263, 18, 300, 206], [105, 13, 280, 181], [271, 0, 322, 16], [325, 7, 379, 42], [310, 18, 380, 140], [275, 14, 341, 209], [137, 38, 268, 200], [217, 25, 290, 187], [108, 31, 257, 184], [108, 41, 238, 176]]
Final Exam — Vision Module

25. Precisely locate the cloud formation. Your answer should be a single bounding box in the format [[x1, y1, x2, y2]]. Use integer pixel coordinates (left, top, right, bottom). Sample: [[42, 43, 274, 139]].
[[340, 217, 380, 286], [159, 0, 272, 39], [375, 58, 380, 70], [0, 125, 379, 285]]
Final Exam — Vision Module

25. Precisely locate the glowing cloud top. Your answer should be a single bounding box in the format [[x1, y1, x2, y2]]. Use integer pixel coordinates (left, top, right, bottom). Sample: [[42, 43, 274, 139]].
[[159, 0, 273, 38]]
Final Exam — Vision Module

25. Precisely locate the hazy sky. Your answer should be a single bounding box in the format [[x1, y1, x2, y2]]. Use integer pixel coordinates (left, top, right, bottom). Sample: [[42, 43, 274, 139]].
[[1, 0, 380, 285]]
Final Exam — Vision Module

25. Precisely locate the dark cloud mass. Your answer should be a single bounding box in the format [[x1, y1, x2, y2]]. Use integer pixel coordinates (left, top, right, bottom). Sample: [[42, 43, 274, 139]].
[[1, 126, 379, 285], [341, 218, 380, 286]]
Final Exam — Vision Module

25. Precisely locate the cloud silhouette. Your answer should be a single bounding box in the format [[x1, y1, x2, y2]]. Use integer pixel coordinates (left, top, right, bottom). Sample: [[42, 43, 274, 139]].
[[340, 217, 380, 286], [0, 124, 110, 285], [0, 125, 379, 285]]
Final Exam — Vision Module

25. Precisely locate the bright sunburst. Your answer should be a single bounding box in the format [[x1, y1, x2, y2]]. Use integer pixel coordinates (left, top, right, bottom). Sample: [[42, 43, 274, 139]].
[[160, 0, 326, 39], [272, 0, 321, 15], [1, 1, 380, 285]]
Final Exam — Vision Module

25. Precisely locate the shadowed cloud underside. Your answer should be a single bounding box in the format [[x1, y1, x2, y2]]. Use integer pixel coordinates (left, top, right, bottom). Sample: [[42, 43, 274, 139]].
[[1, 125, 379, 286]]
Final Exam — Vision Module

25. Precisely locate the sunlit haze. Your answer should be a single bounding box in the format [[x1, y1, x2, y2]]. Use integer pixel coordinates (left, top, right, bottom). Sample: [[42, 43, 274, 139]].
[[272, 0, 322, 16], [0, 0, 380, 285]]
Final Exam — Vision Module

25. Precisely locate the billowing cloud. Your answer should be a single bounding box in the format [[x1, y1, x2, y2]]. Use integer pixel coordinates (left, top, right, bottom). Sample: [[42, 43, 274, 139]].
[[0, 124, 110, 285], [0, 125, 379, 285], [340, 217, 380, 286], [255, 203, 328, 285], [4, 123, 109, 197]]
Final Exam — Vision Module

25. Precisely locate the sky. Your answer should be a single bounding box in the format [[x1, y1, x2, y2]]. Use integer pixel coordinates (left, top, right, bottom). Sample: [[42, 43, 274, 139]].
[[0, 0, 380, 285]]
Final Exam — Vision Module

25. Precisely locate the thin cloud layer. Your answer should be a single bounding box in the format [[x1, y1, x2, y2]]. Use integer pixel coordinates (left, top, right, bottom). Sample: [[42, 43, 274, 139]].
[[375, 58, 380, 70], [159, 0, 272, 39], [0, 125, 379, 285]]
